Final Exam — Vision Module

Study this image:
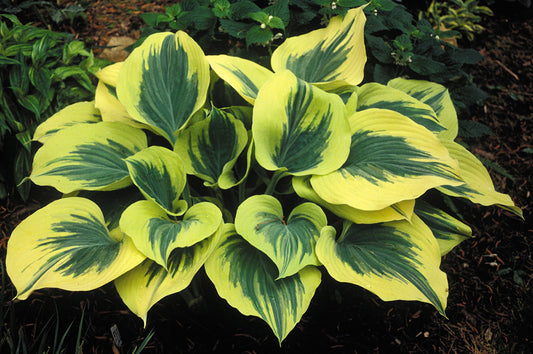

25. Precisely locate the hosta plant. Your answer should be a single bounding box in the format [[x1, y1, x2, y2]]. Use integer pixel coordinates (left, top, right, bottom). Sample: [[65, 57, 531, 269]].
[[6, 6, 521, 344]]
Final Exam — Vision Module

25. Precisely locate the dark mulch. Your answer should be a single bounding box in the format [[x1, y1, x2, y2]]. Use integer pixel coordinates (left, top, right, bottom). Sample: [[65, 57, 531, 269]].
[[1, 1, 532, 353]]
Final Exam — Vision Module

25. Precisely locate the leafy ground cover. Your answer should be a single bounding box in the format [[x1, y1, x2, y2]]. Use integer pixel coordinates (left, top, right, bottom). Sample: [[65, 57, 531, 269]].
[[0, 1, 531, 353]]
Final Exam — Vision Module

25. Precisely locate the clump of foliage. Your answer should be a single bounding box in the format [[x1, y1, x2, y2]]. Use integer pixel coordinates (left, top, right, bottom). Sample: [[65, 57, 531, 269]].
[[0, 0, 88, 30], [6, 7, 521, 344], [138, 1, 489, 122], [0, 14, 107, 200], [363, 0, 489, 116], [422, 0, 493, 41]]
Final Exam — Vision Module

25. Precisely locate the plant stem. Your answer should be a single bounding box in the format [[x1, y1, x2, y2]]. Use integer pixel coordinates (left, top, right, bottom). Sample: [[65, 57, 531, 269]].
[[265, 170, 288, 196], [238, 177, 247, 204]]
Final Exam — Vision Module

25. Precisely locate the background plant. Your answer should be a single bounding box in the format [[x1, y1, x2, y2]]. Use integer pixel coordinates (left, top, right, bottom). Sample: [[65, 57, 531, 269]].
[[422, 0, 493, 41], [0, 14, 108, 200], [5, 7, 521, 344]]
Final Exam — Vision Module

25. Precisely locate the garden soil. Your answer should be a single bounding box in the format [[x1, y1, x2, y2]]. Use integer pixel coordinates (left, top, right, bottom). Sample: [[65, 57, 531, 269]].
[[1, 1, 531, 353]]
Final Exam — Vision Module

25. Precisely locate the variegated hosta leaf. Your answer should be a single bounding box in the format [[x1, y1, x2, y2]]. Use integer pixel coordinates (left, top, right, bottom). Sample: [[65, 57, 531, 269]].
[[311, 109, 463, 211], [355, 83, 445, 134], [387, 78, 458, 141], [115, 225, 222, 324], [31, 122, 147, 194], [33, 101, 101, 144], [234, 195, 326, 279], [95, 81, 150, 130], [95, 62, 123, 86], [124, 146, 187, 215], [207, 55, 274, 104], [415, 200, 472, 256], [117, 31, 210, 144], [292, 176, 414, 224], [205, 224, 321, 343], [119, 200, 223, 269], [316, 217, 448, 315], [252, 70, 351, 176], [221, 106, 253, 130], [94, 62, 149, 129], [271, 6, 366, 88], [6, 197, 145, 300], [174, 107, 248, 189], [437, 141, 523, 217]]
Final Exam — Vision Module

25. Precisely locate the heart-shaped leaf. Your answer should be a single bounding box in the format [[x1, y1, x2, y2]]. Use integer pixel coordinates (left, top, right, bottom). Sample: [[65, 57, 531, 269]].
[[33, 101, 101, 144], [124, 146, 187, 215], [115, 226, 222, 324], [355, 82, 445, 134], [207, 55, 274, 104], [235, 195, 326, 278], [205, 224, 321, 343], [120, 200, 223, 269]]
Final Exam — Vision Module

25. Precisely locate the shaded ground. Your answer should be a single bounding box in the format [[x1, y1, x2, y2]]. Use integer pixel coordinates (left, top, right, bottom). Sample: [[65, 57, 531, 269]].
[[1, 1, 532, 353]]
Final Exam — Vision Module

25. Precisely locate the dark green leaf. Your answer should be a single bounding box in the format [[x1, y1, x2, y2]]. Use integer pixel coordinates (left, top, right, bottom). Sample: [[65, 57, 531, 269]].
[[29, 66, 52, 96], [249, 11, 268, 23], [17, 95, 41, 119], [337, 0, 367, 7], [408, 55, 447, 75], [190, 6, 216, 30], [458, 120, 492, 138], [141, 13, 173, 27], [229, 0, 262, 20], [0, 56, 20, 65], [245, 26, 273, 46], [265, 0, 290, 25], [14, 148, 31, 201], [166, 3, 183, 17], [15, 130, 32, 152], [449, 47, 483, 65], [365, 34, 392, 64], [220, 19, 254, 39]]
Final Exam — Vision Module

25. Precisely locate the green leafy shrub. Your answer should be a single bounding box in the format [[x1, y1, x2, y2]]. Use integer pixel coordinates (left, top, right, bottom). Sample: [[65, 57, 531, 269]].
[[6, 7, 521, 343], [422, 0, 493, 41], [0, 14, 107, 200]]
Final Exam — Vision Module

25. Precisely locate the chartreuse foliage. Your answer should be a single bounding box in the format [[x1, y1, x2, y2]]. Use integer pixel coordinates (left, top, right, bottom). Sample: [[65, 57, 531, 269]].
[[7, 7, 521, 344]]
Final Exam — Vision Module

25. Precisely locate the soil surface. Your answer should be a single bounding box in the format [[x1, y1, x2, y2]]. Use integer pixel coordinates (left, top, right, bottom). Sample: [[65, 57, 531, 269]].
[[1, 1, 532, 353]]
